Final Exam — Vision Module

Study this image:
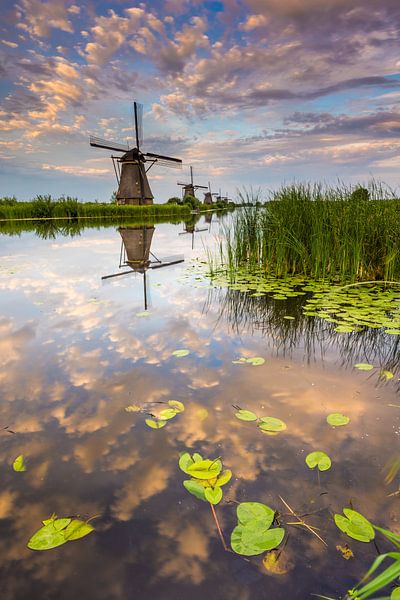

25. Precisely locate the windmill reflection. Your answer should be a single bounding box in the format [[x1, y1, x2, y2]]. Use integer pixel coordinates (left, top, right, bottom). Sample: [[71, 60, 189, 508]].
[[179, 215, 208, 249], [102, 226, 184, 309]]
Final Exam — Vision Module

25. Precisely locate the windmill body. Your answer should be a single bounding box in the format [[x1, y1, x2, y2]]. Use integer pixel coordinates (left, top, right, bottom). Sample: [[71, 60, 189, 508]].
[[177, 166, 207, 200], [90, 102, 182, 205]]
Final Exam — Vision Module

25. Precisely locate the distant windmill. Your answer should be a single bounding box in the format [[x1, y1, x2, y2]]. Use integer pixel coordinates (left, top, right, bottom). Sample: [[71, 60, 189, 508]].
[[177, 166, 208, 199], [179, 216, 208, 250], [203, 181, 219, 205], [102, 226, 184, 309], [90, 101, 182, 205]]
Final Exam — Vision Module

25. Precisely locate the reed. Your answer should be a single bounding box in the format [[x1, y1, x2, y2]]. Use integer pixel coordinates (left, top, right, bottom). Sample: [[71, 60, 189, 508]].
[[219, 182, 400, 282]]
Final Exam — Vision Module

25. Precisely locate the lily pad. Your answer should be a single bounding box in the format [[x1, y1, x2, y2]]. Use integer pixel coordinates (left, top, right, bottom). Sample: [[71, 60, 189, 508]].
[[258, 417, 287, 433], [380, 370, 394, 380], [235, 409, 258, 421], [172, 349, 190, 357], [28, 522, 69, 551], [63, 519, 94, 541], [326, 413, 350, 427], [179, 452, 195, 473], [159, 408, 178, 421], [124, 404, 141, 413], [237, 502, 275, 529], [231, 523, 285, 556], [232, 357, 265, 366], [305, 451, 331, 471], [145, 418, 167, 429], [204, 486, 223, 505], [334, 508, 375, 543], [391, 588, 400, 600], [354, 363, 374, 371], [186, 458, 222, 480], [136, 311, 151, 317], [183, 479, 207, 502], [215, 469, 232, 487], [168, 400, 185, 412], [13, 454, 26, 472]]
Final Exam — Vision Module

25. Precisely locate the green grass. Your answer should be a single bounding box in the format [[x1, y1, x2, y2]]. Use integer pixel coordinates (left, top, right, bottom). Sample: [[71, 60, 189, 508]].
[[0, 195, 194, 221], [218, 182, 400, 283]]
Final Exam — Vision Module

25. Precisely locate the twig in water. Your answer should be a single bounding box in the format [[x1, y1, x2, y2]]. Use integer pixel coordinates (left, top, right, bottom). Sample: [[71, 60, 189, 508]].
[[279, 496, 327, 547]]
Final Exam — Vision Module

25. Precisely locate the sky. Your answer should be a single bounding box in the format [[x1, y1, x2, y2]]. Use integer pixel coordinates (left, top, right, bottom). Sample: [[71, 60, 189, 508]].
[[0, 0, 399, 202]]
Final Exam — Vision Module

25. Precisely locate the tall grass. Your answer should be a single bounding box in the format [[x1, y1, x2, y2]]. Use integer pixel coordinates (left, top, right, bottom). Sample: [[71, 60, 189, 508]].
[[0, 195, 192, 221], [219, 182, 400, 282]]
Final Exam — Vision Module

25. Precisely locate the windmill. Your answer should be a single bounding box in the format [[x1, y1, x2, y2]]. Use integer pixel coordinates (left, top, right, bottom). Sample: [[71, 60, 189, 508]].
[[102, 226, 184, 309], [90, 101, 182, 205], [177, 166, 208, 200], [203, 181, 219, 205]]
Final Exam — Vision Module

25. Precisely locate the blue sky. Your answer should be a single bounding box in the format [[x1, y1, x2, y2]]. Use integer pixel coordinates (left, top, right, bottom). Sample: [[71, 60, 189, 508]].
[[0, 0, 399, 202]]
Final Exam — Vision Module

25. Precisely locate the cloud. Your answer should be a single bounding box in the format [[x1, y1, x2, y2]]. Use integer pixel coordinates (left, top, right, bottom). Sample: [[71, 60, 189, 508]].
[[240, 14, 269, 31], [1, 40, 18, 48], [16, 0, 78, 38], [41, 163, 109, 176]]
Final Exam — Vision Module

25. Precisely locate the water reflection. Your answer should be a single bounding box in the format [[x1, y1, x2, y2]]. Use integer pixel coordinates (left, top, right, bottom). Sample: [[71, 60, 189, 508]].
[[207, 285, 400, 377], [0, 221, 398, 600], [102, 226, 184, 309]]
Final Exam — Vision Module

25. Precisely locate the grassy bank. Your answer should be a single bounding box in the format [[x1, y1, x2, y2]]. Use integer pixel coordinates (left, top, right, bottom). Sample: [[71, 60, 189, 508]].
[[215, 183, 400, 282], [0, 195, 194, 221]]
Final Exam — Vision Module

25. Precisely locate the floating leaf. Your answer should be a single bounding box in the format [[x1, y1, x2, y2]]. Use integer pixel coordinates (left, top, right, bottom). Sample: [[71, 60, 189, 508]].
[[186, 458, 222, 480], [231, 523, 285, 556], [192, 452, 203, 462], [136, 311, 151, 317], [380, 370, 394, 381], [258, 417, 287, 433], [63, 520, 94, 541], [334, 508, 375, 543], [237, 502, 275, 529], [305, 451, 331, 472], [179, 452, 194, 474], [145, 418, 167, 429], [159, 408, 178, 421], [204, 486, 223, 505], [183, 480, 207, 502], [172, 349, 190, 357], [13, 454, 26, 472], [334, 325, 356, 333], [391, 588, 400, 600], [336, 544, 354, 560], [28, 523, 69, 551], [354, 363, 374, 371], [235, 409, 258, 421], [216, 469, 232, 487], [232, 357, 265, 366], [168, 400, 185, 413], [124, 404, 141, 413], [283, 316, 295, 320], [327, 413, 350, 427]]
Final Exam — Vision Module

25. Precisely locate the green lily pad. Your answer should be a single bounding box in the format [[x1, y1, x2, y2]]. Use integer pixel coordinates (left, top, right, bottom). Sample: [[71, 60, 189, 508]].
[[28, 523, 69, 551], [235, 409, 258, 421], [237, 502, 275, 528], [183, 479, 207, 502], [13, 454, 26, 472], [232, 357, 265, 366], [186, 458, 222, 480], [215, 469, 232, 487], [204, 486, 223, 505], [145, 418, 167, 429], [380, 370, 394, 380], [391, 588, 400, 599], [334, 508, 375, 543], [159, 408, 178, 421], [327, 413, 350, 427], [168, 400, 185, 412], [63, 519, 94, 541], [231, 523, 285, 556], [179, 452, 194, 473], [305, 451, 331, 471], [136, 311, 151, 317], [172, 349, 190, 357], [258, 417, 287, 433], [125, 404, 141, 413], [354, 363, 374, 371]]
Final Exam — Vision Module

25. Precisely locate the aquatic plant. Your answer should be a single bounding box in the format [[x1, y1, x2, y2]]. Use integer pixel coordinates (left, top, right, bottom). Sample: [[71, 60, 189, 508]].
[[125, 399, 185, 430], [230, 501, 285, 556], [27, 515, 94, 550], [213, 181, 400, 282], [12, 455, 26, 472], [305, 451, 332, 471], [233, 405, 287, 435]]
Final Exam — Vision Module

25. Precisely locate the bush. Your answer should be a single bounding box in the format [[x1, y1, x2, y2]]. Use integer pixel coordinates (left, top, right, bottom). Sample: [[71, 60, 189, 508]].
[[350, 187, 370, 202], [183, 195, 201, 209], [167, 197, 182, 205]]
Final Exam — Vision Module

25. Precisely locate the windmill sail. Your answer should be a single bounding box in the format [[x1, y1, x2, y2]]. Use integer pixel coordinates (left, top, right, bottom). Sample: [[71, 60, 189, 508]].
[[89, 135, 129, 153]]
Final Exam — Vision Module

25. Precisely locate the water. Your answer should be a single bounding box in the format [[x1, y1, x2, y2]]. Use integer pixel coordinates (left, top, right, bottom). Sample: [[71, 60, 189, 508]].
[[0, 217, 399, 600]]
